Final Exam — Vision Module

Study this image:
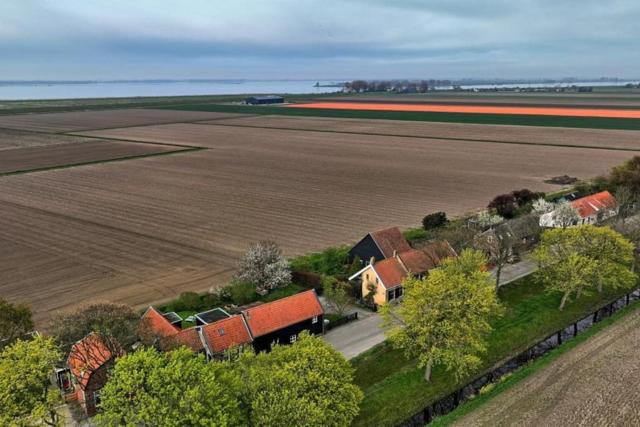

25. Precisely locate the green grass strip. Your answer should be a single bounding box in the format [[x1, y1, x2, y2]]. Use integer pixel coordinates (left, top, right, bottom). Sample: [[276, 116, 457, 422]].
[[430, 297, 640, 426], [0, 147, 204, 177], [159, 103, 640, 131]]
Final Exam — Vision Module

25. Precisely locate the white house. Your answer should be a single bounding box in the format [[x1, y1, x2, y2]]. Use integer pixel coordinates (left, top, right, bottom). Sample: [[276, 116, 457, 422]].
[[539, 191, 618, 228]]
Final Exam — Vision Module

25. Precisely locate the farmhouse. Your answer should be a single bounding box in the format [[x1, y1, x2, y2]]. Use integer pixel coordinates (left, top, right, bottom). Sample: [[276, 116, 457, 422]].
[[245, 95, 284, 105], [347, 226, 412, 265], [141, 290, 324, 356], [64, 333, 122, 417], [540, 191, 618, 227], [349, 241, 456, 306]]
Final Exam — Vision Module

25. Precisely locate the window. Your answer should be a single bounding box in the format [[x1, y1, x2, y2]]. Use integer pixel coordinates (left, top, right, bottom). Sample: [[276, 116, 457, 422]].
[[375, 277, 379, 284], [365, 273, 369, 281], [93, 391, 101, 407], [387, 290, 395, 301], [396, 287, 403, 298], [290, 334, 297, 343], [218, 328, 225, 336], [312, 316, 318, 324]]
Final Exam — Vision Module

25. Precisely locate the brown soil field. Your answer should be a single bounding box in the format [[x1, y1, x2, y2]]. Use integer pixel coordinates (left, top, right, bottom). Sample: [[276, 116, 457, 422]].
[[453, 308, 640, 427], [290, 102, 640, 119], [0, 140, 184, 174], [0, 128, 106, 151], [201, 115, 640, 151], [0, 108, 249, 133], [3, 123, 634, 324]]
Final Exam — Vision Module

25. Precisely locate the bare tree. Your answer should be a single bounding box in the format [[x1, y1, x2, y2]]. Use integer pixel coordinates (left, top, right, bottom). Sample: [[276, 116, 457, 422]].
[[474, 227, 514, 293], [553, 202, 580, 228], [616, 185, 637, 224], [236, 241, 291, 293], [323, 279, 352, 317], [49, 302, 137, 366]]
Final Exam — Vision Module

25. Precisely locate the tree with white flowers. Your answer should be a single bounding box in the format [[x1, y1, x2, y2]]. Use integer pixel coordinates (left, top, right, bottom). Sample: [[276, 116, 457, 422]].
[[236, 241, 291, 292]]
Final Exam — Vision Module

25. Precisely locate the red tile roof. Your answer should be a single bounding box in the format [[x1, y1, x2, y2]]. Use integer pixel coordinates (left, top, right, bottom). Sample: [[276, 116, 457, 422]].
[[571, 191, 617, 218], [67, 333, 121, 389], [372, 257, 407, 288], [162, 328, 204, 352], [201, 315, 252, 354], [370, 227, 412, 259], [373, 241, 456, 289], [140, 306, 179, 338], [242, 290, 324, 338]]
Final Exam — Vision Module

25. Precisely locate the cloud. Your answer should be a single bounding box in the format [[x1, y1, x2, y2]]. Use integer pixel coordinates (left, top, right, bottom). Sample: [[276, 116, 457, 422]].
[[0, 0, 638, 79]]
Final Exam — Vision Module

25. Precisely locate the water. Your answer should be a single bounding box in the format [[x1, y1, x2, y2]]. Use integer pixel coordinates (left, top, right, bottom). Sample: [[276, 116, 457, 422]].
[[0, 80, 344, 101]]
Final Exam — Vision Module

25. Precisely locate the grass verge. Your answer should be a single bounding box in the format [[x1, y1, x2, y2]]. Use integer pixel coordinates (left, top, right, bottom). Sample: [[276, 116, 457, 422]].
[[429, 297, 640, 426], [350, 275, 637, 427]]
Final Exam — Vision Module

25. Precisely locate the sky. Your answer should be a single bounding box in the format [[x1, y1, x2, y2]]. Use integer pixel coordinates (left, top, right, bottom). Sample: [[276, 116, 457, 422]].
[[1, 0, 639, 81]]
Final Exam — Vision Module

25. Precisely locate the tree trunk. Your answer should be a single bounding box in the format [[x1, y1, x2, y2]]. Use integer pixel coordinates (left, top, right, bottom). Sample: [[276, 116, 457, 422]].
[[424, 357, 433, 382], [597, 280, 603, 293], [495, 264, 503, 294], [559, 292, 570, 310]]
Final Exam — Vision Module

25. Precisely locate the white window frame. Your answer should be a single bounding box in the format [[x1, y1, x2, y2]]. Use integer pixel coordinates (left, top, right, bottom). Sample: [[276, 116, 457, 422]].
[[312, 316, 318, 324], [290, 334, 297, 343]]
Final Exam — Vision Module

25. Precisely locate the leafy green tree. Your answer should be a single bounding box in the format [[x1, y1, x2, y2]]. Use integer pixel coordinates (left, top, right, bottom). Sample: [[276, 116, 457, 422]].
[[323, 278, 352, 317], [0, 298, 34, 349], [381, 250, 502, 382], [96, 347, 245, 427], [533, 225, 636, 310], [238, 332, 362, 427], [610, 155, 640, 194], [0, 336, 63, 426]]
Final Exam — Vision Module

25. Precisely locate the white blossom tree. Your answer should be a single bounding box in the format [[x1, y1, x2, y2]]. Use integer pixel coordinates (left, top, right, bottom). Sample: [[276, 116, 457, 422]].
[[553, 202, 580, 228], [532, 198, 554, 214], [475, 211, 504, 228], [236, 241, 291, 292]]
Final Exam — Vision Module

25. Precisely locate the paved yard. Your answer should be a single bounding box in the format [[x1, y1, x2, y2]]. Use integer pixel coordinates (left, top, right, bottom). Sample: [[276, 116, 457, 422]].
[[492, 256, 537, 285], [323, 308, 386, 359]]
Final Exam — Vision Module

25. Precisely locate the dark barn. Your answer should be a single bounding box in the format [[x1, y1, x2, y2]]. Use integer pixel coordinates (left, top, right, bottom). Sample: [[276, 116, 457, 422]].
[[245, 95, 285, 105]]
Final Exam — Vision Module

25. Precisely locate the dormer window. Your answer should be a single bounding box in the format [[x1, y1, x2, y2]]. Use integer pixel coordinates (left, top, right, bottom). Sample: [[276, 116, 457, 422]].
[[218, 328, 225, 336]]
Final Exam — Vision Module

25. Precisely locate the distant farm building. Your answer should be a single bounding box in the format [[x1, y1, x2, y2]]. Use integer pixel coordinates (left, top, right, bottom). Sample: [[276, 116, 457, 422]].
[[540, 191, 618, 228], [245, 95, 284, 105]]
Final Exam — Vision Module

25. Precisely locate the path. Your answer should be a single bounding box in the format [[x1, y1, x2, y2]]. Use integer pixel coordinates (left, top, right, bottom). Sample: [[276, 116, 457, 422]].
[[453, 307, 640, 427], [492, 256, 537, 285]]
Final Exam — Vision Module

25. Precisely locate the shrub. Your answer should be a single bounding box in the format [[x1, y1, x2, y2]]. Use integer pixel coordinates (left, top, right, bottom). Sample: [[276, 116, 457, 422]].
[[289, 246, 349, 276], [403, 228, 428, 242], [291, 270, 323, 289], [511, 189, 542, 206], [422, 212, 448, 230], [479, 383, 495, 395], [227, 281, 259, 306], [172, 292, 202, 312], [488, 194, 518, 218]]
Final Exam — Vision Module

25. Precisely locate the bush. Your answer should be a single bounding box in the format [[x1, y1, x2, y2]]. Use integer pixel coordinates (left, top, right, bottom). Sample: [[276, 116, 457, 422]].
[[171, 292, 203, 312], [511, 189, 543, 206], [289, 246, 349, 277], [291, 270, 323, 289], [488, 194, 518, 218], [422, 212, 448, 230], [403, 228, 428, 243], [227, 281, 259, 306]]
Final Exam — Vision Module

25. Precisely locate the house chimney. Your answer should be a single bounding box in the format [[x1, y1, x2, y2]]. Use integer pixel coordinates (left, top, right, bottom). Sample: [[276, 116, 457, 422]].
[[369, 256, 375, 265], [393, 250, 398, 258]]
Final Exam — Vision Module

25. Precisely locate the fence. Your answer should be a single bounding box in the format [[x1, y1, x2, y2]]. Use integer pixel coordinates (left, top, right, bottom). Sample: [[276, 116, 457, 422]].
[[399, 288, 640, 426], [325, 312, 359, 331]]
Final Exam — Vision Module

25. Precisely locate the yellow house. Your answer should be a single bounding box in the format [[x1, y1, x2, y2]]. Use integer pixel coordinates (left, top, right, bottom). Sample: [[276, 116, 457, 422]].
[[349, 241, 456, 306]]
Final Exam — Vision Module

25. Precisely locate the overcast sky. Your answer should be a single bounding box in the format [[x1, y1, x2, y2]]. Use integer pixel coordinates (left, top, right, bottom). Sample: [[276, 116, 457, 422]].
[[1, 0, 639, 80]]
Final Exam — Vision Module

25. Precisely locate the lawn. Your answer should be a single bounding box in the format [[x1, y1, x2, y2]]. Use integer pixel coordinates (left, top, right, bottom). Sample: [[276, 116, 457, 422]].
[[350, 275, 637, 427], [159, 102, 640, 131]]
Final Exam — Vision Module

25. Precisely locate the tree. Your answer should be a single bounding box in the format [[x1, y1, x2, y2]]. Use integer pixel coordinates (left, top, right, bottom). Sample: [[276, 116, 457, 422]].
[[511, 189, 542, 206], [474, 227, 514, 293], [430, 224, 477, 254], [533, 226, 635, 310], [615, 185, 637, 223], [323, 278, 351, 317], [532, 198, 554, 214], [0, 298, 34, 349], [422, 212, 448, 230], [236, 241, 291, 292], [474, 211, 504, 229], [96, 347, 245, 427], [238, 332, 362, 427], [552, 201, 580, 228], [610, 156, 640, 194], [0, 336, 63, 426], [488, 194, 518, 218], [49, 302, 138, 367], [381, 250, 502, 382]]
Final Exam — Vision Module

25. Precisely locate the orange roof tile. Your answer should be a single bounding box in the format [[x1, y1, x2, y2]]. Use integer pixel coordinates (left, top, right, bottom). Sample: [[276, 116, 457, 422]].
[[140, 306, 180, 338], [571, 191, 617, 218], [372, 257, 407, 289], [161, 328, 204, 352], [67, 333, 121, 389], [370, 227, 412, 259], [242, 290, 323, 337], [201, 315, 252, 354]]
